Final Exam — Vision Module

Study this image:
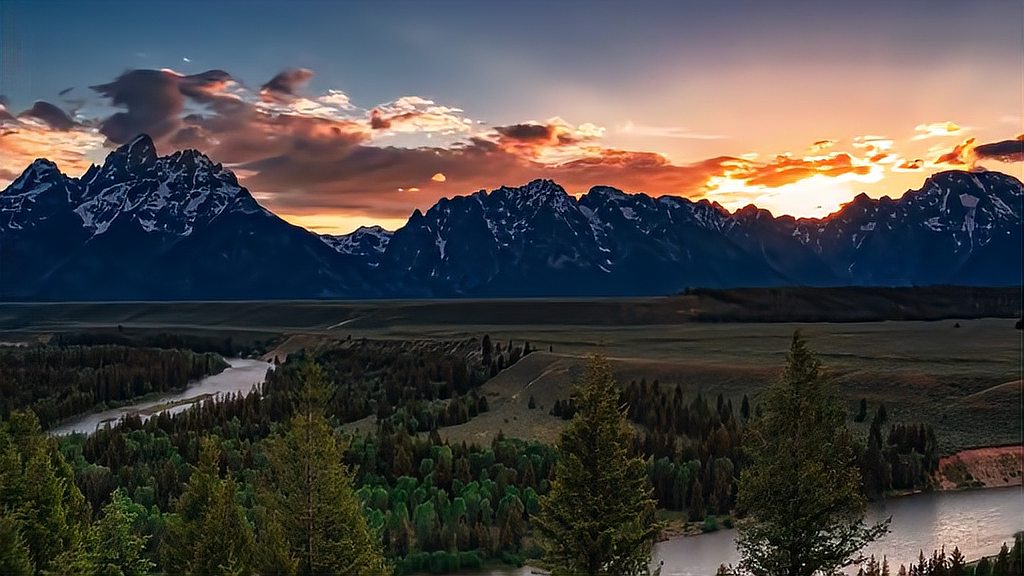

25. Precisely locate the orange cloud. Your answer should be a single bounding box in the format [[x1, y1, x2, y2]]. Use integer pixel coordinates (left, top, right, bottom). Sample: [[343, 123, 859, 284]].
[[809, 139, 837, 153], [723, 152, 872, 188], [894, 158, 925, 171], [0, 123, 105, 183], [934, 137, 977, 166]]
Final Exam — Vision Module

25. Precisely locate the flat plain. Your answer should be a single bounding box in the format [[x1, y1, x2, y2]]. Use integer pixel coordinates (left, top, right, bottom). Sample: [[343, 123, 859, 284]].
[[2, 289, 1020, 453]]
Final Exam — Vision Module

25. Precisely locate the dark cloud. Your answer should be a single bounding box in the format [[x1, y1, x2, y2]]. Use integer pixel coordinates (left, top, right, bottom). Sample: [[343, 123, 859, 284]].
[[369, 109, 391, 130], [18, 101, 78, 130], [974, 135, 1024, 163], [92, 69, 188, 143], [493, 123, 555, 142], [58, 87, 74, 97], [259, 68, 313, 102], [91, 68, 235, 144]]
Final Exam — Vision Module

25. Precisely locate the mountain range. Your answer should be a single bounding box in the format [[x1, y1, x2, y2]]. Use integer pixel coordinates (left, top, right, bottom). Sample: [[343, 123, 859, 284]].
[[1, 134, 1020, 300]]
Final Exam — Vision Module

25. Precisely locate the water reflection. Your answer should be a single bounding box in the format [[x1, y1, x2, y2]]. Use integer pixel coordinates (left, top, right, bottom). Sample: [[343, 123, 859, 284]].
[[482, 486, 1023, 576]]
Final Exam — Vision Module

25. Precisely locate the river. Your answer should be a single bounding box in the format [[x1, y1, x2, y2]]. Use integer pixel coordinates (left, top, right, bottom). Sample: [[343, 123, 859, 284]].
[[48, 358, 272, 436], [484, 486, 1023, 575]]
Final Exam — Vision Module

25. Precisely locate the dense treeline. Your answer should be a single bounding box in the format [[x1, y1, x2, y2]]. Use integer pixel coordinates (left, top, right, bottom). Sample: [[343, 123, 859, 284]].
[[860, 405, 940, 497], [591, 377, 935, 524], [623, 381, 745, 522], [349, 427, 556, 572], [51, 330, 276, 357], [0, 345, 226, 429], [847, 536, 1024, 576]]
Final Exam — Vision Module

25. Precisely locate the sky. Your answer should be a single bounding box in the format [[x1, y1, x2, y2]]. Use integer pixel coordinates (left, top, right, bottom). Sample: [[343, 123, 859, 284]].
[[1, 0, 1022, 234]]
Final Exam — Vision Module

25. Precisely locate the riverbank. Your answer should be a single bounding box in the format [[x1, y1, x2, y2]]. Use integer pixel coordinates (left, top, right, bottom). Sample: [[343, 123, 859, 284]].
[[937, 445, 1023, 490], [47, 358, 272, 436]]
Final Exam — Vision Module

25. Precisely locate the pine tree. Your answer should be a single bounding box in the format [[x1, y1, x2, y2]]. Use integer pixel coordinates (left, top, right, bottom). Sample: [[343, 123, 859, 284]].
[[976, 557, 993, 576], [535, 355, 661, 576], [87, 489, 154, 576], [161, 438, 256, 575], [263, 359, 390, 575], [994, 543, 1011, 576], [736, 333, 890, 576], [0, 515, 33, 576], [0, 411, 88, 573], [948, 547, 966, 576], [855, 398, 868, 422], [1008, 534, 1023, 576]]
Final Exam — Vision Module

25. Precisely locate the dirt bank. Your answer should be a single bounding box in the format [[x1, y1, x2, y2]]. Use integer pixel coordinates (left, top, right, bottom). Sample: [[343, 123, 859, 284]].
[[937, 445, 1023, 490]]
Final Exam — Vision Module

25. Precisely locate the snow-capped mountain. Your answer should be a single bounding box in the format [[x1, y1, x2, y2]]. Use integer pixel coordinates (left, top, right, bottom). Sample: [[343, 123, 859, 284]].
[[321, 225, 392, 264], [792, 170, 1022, 285], [1, 136, 1020, 300], [0, 135, 375, 300]]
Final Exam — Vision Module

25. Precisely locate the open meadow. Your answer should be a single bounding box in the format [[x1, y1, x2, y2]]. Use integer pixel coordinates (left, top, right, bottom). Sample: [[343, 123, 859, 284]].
[[2, 291, 1020, 454]]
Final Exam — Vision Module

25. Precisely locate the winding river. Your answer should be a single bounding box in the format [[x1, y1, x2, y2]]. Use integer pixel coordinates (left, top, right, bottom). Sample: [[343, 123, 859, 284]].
[[484, 486, 1024, 575], [48, 358, 272, 436]]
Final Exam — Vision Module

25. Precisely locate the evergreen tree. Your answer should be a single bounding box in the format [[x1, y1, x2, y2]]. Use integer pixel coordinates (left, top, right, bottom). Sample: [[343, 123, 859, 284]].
[[263, 359, 390, 575], [994, 543, 1010, 576], [0, 411, 88, 573], [0, 514, 33, 576], [161, 439, 256, 575], [736, 333, 889, 576], [976, 557, 993, 576], [86, 489, 154, 576], [536, 355, 660, 576], [948, 547, 966, 576], [481, 335, 493, 367], [254, 509, 299, 576], [855, 398, 868, 422], [1009, 534, 1023, 576]]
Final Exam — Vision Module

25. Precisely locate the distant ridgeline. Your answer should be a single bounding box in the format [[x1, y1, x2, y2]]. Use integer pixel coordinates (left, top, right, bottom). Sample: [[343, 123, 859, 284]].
[[0, 134, 1021, 300]]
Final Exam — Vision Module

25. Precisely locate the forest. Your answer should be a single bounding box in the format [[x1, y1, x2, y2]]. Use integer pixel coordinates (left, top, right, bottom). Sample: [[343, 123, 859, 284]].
[[0, 334, 1005, 575], [0, 345, 226, 429]]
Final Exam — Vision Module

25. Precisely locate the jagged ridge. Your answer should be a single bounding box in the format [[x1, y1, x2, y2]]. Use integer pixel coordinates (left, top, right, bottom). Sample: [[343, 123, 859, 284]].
[[1, 136, 1020, 300]]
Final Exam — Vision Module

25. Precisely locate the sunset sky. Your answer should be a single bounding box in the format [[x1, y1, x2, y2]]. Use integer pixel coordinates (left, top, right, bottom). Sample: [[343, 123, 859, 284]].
[[1, 0, 1022, 233]]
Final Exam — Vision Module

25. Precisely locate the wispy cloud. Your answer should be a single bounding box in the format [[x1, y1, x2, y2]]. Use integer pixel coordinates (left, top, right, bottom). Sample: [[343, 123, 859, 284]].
[[912, 121, 965, 141], [617, 120, 726, 140]]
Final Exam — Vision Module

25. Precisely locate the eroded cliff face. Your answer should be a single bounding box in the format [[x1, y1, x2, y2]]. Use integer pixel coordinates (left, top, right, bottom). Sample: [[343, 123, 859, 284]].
[[937, 444, 1024, 490]]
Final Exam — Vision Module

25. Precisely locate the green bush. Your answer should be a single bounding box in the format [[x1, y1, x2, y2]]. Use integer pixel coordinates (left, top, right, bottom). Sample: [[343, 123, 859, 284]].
[[703, 514, 720, 533]]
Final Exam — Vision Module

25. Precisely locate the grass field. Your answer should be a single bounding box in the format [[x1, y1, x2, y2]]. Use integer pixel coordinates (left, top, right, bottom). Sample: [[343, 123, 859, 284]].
[[1, 291, 1020, 454], [374, 319, 1022, 453]]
